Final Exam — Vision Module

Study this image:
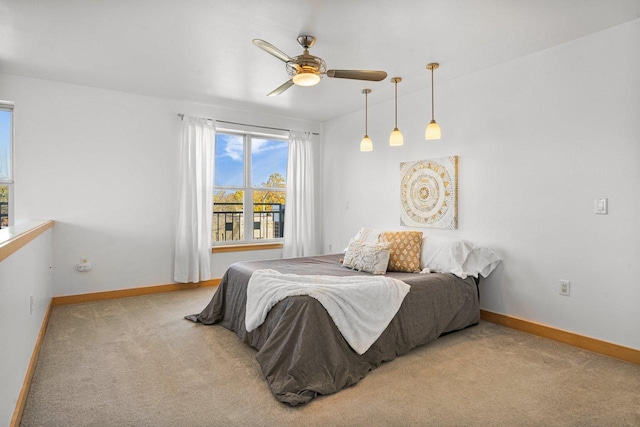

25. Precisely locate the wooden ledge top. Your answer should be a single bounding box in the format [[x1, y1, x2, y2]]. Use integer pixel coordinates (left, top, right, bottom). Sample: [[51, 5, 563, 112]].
[[0, 220, 54, 263], [212, 242, 283, 253]]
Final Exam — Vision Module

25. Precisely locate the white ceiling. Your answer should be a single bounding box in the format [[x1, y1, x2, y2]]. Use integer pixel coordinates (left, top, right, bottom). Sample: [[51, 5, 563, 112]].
[[1, 0, 639, 122]]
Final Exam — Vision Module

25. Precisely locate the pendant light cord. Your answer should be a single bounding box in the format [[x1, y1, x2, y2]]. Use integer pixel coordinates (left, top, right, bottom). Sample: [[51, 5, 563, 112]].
[[365, 90, 368, 135], [431, 67, 435, 121], [394, 81, 398, 128]]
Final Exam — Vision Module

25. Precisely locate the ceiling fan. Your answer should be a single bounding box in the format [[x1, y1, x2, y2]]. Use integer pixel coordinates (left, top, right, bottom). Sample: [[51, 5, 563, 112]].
[[252, 35, 388, 96]]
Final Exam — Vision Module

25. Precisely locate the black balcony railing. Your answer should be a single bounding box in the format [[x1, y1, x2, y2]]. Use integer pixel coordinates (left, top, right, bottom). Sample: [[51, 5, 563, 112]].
[[0, 201, 8, 229], [213, 202, 285, 242]]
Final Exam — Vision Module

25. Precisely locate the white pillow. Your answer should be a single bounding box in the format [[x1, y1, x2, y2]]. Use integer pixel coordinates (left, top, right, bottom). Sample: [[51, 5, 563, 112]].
[[420, 236, 501, 279], [420, 236, 474, 278], [343, 239, 391, 275], [344, 227, 383, 253], [463, 246, 501, 279]]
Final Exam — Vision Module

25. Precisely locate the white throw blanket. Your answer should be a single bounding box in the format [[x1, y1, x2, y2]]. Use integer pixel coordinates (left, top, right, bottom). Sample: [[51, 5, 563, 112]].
[[245, 269, 411, 355]]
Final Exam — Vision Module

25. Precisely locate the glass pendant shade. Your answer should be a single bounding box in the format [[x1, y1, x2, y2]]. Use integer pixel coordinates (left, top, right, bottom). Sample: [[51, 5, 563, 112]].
[[360, 135, 373, 152], [293, 72, 320, 86], [389, 128, 404, 146], [425, 120, 441, 140]]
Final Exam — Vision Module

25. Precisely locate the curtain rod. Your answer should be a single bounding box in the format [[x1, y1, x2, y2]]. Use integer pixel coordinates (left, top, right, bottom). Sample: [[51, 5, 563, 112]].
[[177, 114, 319, 136]]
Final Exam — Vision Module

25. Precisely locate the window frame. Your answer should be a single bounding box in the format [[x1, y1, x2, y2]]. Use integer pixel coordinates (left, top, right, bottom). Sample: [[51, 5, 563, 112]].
[[213, 127, 288, 247], [0, 101, 14, 229]]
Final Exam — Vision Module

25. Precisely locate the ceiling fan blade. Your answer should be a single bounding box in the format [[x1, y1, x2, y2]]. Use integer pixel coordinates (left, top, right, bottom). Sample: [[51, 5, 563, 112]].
[[252, 39, 292, 63], [326, 70, 388, 81], [267, 79, 294, 96]]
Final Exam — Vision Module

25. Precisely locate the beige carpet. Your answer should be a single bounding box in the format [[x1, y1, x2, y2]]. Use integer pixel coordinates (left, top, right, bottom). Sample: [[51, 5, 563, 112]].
[[21, 288, 640, 426]]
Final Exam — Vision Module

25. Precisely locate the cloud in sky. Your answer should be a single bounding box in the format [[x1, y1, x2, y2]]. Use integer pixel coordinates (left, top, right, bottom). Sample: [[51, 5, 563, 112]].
[[218, 136, 279, 162], [219, 135, 243, 161], [215, 134, 288, 187]]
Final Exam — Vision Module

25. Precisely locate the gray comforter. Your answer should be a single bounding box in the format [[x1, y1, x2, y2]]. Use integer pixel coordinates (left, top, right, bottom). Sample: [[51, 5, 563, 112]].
[[187, 254, 479, 406]]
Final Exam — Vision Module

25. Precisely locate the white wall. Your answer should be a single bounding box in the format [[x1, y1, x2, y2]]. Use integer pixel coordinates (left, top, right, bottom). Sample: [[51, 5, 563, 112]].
[[0, 73, 321, 296], [0, 226, 52, 426], [321, 19, 640, 350]]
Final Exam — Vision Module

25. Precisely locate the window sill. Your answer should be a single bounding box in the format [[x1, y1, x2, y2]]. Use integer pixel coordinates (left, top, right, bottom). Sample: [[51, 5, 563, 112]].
[[211, 242, 283, 254], [0, 220, 54, 263]]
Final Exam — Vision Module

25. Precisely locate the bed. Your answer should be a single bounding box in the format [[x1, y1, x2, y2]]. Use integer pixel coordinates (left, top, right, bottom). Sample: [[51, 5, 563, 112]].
[[186, 253, 481, 406]]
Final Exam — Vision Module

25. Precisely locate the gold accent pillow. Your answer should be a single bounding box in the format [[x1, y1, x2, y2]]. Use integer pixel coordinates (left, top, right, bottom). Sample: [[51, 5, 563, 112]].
[[379, 231, 423, 273]]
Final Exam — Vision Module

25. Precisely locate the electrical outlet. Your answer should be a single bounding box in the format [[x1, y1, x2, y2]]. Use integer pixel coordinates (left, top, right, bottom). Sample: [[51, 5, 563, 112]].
[[77, 257, 93, 272], [559, 280, 571, 296]]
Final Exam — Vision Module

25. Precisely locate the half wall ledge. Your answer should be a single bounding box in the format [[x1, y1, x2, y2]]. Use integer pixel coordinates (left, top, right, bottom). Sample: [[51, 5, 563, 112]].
[[0, 220, 54, 263]]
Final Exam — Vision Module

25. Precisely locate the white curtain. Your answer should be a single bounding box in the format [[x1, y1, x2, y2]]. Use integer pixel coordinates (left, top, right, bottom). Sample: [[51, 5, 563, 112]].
[[283, 131, 317, 258], [174, 116, 215, 282]]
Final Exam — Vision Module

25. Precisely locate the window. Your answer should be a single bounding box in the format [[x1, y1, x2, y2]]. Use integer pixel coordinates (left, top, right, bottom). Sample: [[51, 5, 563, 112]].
[[213, 130, 288, 245], [0, 101, 13, 229]]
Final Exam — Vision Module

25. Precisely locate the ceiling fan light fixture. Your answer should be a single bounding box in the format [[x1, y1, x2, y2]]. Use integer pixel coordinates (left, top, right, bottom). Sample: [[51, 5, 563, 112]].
[[292, 71, 321, 87], [425, 63, 441, 140]]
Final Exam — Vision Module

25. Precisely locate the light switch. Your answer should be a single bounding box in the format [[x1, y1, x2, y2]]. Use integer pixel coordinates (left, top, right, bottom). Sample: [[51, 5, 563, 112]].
[[594, 198, 608, 215]]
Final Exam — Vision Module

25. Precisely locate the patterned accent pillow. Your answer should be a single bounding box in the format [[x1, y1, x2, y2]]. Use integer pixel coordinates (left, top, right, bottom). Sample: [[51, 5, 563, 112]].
[[342, 239, 391, 275], [379, 231, 423, 273]]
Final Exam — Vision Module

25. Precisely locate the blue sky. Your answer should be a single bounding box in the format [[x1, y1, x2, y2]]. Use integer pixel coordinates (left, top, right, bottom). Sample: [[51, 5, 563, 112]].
[[0, 111, 10, 180], [215, 133, 288, 188]]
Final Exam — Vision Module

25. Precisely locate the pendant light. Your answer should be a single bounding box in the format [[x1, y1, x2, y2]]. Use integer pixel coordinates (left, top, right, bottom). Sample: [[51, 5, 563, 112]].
[[425, 63, 441, 140], [389, 77, 403, 146], [360, 88, 373, 152]]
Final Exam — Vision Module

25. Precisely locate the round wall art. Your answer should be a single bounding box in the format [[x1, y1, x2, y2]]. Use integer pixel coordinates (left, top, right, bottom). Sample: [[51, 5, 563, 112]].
[[399, 156, 458, 229]]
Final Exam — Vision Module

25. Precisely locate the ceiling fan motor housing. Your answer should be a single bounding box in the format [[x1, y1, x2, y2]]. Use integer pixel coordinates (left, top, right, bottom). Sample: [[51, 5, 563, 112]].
[[286, 51, 327, 77]]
